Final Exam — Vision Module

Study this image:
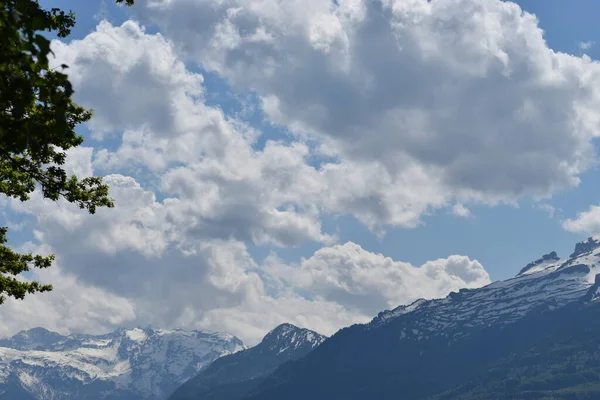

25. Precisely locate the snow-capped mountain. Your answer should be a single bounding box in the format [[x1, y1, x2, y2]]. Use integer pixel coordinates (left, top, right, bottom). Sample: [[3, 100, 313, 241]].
[[0, 327, 244, 400], [371, 237, 600, 337], [259, 323, 325, 356], [169, 324, 326, 400], [237, 237, 600, 399]]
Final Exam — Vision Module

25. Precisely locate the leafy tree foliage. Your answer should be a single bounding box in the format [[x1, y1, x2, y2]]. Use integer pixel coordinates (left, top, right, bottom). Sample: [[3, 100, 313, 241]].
[[0, 0, 134, 304]]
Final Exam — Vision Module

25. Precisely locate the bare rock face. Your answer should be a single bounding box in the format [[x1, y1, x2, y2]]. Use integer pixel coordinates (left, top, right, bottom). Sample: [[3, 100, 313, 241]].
[[570, 237, 600, 258]]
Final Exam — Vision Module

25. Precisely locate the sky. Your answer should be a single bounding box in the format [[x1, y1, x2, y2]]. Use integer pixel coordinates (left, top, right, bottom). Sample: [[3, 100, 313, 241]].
[[2, 0, 600, 345]]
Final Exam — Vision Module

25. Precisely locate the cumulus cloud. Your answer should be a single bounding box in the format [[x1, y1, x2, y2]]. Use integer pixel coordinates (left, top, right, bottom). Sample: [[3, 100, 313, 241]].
[[51, 20, 204, 139], [48, 18, 451, 237], [263, 242, 490, 316], [563, 205, 600, 235], [2, 185, 490, 343], [3, 148, 489, 343], [50, 20, 340, 247], [138, 0, 600, 211]]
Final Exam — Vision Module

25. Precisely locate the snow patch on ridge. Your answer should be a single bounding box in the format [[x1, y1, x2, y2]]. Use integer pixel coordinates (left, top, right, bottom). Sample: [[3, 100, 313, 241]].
[[125, 328, 147, 342]]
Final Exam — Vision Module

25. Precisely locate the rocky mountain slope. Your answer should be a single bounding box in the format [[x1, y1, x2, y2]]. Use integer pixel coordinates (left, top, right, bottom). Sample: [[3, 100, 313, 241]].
[[239, 237, 600, 399], [169, 323, 326, 400], [0, 327, 244, 400]]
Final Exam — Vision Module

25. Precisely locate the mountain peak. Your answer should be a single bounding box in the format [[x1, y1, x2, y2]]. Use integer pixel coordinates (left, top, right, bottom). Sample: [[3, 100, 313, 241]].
[[169, 324, 327, 400], [12, 327, 60, 339], [517, 251, 560, 276], [570, 237, 600, 258], [0, 327, 66, 351], [263, 323, 299, 340], [261, 324, 326, 352]]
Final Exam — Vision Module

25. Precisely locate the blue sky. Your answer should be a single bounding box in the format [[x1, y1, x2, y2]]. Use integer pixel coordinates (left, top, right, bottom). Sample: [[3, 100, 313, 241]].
[[4, 0, 600, 342]]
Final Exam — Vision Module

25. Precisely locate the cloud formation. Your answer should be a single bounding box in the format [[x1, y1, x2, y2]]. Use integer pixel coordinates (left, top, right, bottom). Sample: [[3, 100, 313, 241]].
[[52, 20, 338, 248], [139, 0, 600, 210], [9, 0, 599, 345], [4, 170, 490, 343], [263, 242, 489, 315], [2, 17, 493, 344]]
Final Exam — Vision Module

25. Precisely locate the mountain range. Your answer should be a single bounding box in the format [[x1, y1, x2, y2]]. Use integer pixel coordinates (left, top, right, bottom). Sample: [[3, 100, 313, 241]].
[[0, 323, 326, 400], [0, 327, 244, 399]]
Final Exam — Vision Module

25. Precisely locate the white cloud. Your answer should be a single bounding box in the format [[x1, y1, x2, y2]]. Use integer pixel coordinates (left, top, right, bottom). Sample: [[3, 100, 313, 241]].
[[50, 20, 340, 247], [11, 174, 173, 258], [2, 188, 491, 343], [3, 171, 370, 343], [137, 0, 600, 213], [563, 205, 600, 235], [48, 18, 449, 237], [51, 20, 204, 140], [3, 163, 490, 344], [263, 242, 490, 316]]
